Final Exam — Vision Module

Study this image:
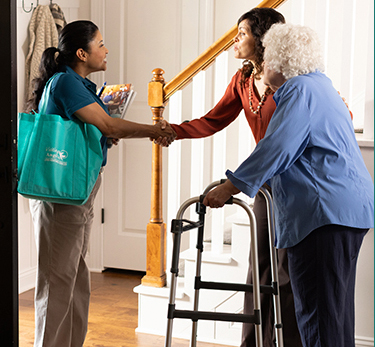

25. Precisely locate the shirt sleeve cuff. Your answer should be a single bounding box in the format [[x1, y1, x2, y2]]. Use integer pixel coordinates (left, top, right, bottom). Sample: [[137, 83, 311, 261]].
[[225, 169, 259, 198], [170, 124, 182, 140]]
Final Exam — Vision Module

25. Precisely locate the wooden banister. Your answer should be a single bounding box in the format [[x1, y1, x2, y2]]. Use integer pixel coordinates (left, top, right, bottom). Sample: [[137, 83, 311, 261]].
[[163, 26, 237, 102], [143, 0, 286, 288]]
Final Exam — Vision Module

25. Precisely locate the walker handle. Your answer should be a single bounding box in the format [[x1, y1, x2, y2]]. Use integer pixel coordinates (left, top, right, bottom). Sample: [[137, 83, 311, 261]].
[[199, 194, 233, 206]]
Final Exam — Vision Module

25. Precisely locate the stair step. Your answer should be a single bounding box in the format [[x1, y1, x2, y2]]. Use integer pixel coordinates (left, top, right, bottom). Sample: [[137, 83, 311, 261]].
[[180, 243, 232, 264], [133, 277, 187, 299], [226, 210, 252, 226], [204, 229, 232, 245]]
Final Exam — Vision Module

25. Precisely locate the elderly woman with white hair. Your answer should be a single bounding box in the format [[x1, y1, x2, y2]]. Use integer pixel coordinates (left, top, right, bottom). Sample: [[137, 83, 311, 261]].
[[203, 23, 374, 347]]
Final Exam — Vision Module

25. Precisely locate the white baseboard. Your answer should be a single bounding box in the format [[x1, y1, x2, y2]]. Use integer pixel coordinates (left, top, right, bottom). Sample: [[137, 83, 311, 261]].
[[19, 267, 36, 294], [356, 336, 374, 347], [88, 267, 105, 274]]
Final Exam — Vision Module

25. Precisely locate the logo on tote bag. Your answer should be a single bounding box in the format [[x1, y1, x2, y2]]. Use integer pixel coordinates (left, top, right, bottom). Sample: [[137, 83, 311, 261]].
[[45, 147, 68, 166]]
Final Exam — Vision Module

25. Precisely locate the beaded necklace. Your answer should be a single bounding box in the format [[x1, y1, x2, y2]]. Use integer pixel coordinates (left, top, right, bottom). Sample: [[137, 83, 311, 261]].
[[249, 69, 270, 114]]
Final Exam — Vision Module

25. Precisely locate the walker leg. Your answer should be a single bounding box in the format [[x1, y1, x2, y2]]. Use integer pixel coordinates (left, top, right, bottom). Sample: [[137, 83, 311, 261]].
[[190, 249, 202, 347], [190, 209, 205, 347], [165, 223, 184, 347], [190, 257, 200, 347], [165, 274, 178, 347], [255, 324, 263, 347], [260, 187, 284, 347], [244, 198, 263, 347]]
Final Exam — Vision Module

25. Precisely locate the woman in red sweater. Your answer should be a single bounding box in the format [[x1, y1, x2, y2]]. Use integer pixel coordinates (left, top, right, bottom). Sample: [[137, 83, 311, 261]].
[[166, 8, 302, 347]]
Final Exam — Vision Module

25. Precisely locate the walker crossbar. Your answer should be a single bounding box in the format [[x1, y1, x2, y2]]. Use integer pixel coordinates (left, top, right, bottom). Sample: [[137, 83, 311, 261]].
[[168, 305, 261, 324], [194, 276, 278, 295], [170, 219, 204, 234]]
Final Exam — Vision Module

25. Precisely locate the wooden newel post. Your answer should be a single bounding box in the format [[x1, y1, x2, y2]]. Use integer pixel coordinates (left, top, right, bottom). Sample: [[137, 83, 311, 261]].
[[142, 69, 167, 287]]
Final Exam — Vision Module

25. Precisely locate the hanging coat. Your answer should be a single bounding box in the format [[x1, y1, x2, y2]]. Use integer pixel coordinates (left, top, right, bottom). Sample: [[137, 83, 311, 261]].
[[25, 5, 58, 101], [49, 3, 67, 34]]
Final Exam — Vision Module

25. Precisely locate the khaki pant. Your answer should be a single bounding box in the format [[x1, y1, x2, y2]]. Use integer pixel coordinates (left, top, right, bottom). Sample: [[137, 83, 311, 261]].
[[29, 174, 102, 347]]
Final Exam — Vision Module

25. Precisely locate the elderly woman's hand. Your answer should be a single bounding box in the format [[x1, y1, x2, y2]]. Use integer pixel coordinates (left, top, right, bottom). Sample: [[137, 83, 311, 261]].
[[203, 180, 241, 208]]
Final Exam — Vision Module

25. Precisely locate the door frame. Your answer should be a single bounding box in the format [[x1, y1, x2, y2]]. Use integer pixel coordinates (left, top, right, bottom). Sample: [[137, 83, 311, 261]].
[[0, 0, 19, 345]]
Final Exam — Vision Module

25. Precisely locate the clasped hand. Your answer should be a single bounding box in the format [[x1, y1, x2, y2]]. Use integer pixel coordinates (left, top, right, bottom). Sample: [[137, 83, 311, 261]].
[[202, 180, 241, 208], [151, 120, 176, 147]]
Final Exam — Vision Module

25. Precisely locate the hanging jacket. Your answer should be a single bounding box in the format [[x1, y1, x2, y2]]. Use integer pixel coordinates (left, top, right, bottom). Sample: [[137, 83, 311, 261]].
[[25, 5, 58, 101], [49, 3, 67, 34]]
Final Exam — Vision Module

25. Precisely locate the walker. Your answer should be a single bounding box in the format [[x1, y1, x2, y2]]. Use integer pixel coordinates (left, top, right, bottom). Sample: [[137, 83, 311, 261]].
[[164, 180, 283, 347]]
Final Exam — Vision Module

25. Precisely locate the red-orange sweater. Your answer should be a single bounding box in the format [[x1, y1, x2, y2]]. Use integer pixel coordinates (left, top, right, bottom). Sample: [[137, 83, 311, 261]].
[[171, 70, 276, 144]]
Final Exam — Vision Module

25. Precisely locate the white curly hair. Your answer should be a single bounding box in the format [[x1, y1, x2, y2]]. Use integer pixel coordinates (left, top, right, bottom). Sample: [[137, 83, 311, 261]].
[[262, 23, 324, 80]]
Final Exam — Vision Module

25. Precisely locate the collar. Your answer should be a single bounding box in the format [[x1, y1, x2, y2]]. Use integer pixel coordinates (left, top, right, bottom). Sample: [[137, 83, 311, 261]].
[[60, 65, 97, 93], [273, 71, 323, 103]]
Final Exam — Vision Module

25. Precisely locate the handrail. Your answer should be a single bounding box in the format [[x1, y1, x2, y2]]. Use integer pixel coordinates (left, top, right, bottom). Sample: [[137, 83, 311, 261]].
[[162, 0, 286, 103]]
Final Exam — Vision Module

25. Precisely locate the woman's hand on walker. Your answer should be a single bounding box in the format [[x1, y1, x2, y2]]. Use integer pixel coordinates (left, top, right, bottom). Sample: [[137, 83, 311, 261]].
[[203, 180, 241, 208]]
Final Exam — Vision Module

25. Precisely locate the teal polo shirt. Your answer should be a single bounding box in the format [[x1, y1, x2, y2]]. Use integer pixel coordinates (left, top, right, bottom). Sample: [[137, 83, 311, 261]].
[[39, 65, 109, 166]]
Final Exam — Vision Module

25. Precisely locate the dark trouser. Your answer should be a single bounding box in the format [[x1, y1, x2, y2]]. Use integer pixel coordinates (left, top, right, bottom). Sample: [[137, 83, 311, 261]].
[[241, 190, 302, 347], [287, 224, 367, 347]]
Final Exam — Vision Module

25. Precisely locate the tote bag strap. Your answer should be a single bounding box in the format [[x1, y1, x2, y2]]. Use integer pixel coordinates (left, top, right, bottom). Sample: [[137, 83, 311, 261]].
[[38, 73, 64, 114]]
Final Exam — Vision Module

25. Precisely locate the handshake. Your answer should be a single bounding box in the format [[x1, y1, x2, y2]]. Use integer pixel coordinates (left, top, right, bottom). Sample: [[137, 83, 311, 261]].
[[151, 120, 177, 147]]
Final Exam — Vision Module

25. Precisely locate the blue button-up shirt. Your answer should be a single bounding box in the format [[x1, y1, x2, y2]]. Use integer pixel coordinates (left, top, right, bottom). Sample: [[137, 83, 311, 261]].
[[40, 65, 109, 166], [227, 71, 374, 248]]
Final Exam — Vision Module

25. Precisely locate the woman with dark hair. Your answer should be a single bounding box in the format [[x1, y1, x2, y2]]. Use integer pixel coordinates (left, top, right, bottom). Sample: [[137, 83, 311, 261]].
[[160, 8, 302, 347], [26, 20, 175, 347]]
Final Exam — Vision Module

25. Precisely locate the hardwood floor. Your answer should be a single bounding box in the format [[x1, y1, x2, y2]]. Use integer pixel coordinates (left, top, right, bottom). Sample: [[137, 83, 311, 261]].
[[19, 269, 231, 347]]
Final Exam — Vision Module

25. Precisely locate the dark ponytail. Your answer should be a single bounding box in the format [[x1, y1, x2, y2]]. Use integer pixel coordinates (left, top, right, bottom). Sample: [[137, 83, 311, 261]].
[[237, 8, 285, 85], [25, 47, 59, 112], [25, 20, 99, 112]]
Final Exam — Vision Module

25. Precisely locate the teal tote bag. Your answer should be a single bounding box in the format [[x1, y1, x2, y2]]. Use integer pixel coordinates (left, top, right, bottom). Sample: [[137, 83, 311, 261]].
[[17, 74, 103, 205]]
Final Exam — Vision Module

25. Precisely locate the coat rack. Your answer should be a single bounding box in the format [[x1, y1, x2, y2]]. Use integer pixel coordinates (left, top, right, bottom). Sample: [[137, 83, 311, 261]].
[[22, 0, 39, 12], [22, 0, 53, 13]]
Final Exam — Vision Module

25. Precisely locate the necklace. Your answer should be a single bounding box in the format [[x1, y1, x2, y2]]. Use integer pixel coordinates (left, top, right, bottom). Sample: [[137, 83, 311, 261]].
[[249, 70, 270, 114]]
